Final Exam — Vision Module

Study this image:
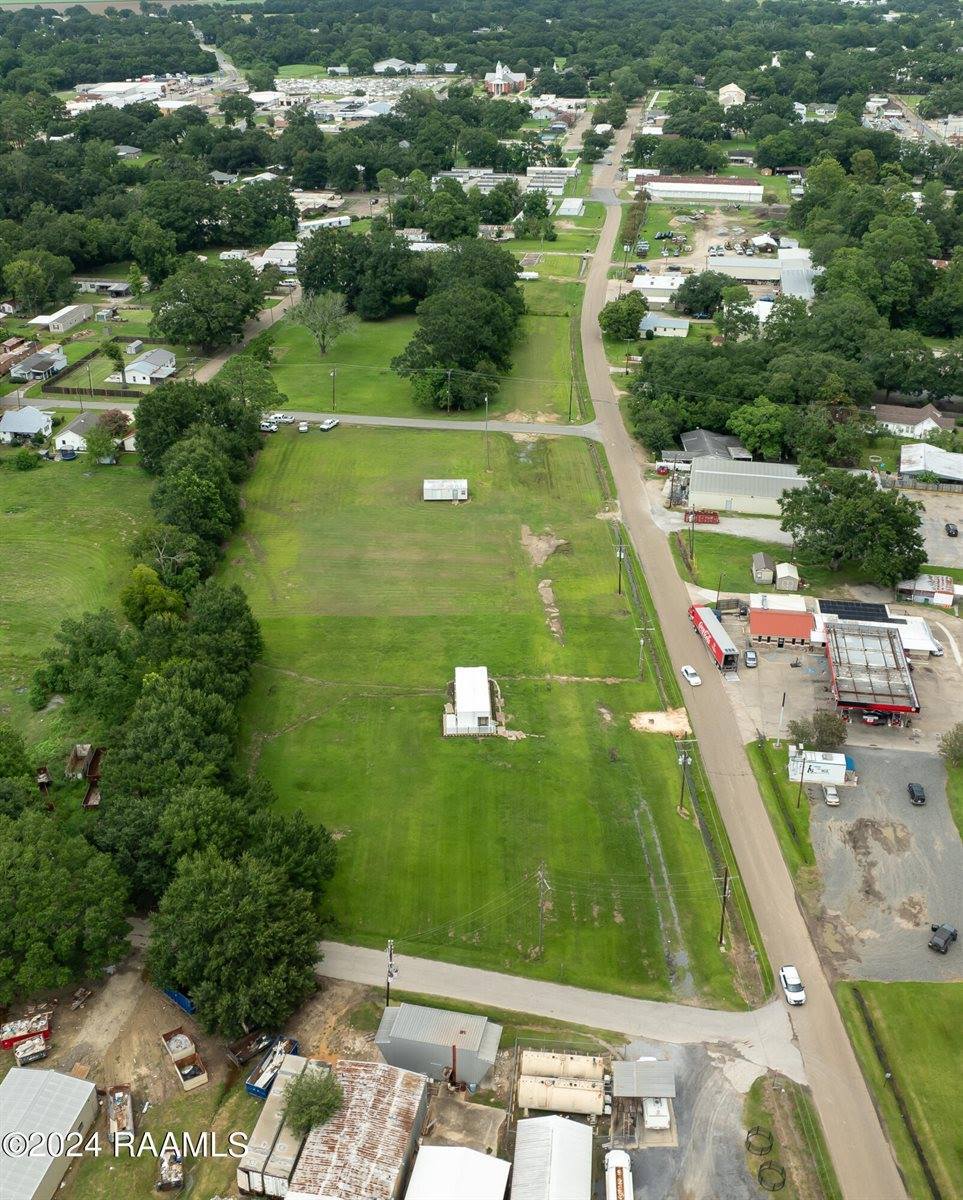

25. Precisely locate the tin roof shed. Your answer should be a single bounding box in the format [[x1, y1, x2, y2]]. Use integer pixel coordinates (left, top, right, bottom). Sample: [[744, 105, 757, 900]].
[[612, 1059, 676, 1099], [405, 1146, 510, 1199]]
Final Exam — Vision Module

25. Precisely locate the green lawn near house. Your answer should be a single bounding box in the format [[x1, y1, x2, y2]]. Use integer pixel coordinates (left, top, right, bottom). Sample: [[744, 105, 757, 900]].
[[0, 458, 150, 740], [669, 530, 872, 596], [521, 279, 583, 317], [836, 982, 963, 1200], [220, 427, 741, 1006], [512, 225, 601, 254], [268, 310, 577, 421], [526, 253, 587, 279]]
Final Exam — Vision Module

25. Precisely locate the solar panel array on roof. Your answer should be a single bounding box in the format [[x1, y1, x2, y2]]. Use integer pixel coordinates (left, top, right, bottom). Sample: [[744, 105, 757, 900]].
[[817, 599, 891, 623]]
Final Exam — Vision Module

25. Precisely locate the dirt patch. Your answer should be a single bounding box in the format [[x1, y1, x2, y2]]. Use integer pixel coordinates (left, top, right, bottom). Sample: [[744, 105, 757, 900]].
[[630, 708, 692, 736], [896, 893, 928, 929], [497, 728, 527, 740], [595, 504, 622, 522], [597, 704, 613, 724], [843, 817, 912, 857], [504, 409, 561, 424], [538, 578, 564, 640], [817, 908, 879, 970], [520, 523, 570, 567]]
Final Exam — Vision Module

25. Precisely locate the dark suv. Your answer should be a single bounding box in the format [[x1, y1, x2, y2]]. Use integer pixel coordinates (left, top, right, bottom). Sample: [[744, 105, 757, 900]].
[[928, 924, 958, 953], [908, 783, 926, 806]]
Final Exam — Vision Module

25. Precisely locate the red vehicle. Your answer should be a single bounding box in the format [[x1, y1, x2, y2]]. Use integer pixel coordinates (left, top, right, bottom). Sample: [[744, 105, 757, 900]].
[[684, 509, 720, 525], [1, 1013, 51, 1051], [688, 605, 739, 671]]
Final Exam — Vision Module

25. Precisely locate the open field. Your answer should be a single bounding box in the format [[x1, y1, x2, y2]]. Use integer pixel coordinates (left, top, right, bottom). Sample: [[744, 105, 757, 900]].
[[526, 252, 587, 279], [221, 427, 741, 1005], [270, 311, 577, 420], [669, 530, 870, 595], [0, 458, 150, 738], [520, 279, 583, 316], [836, 982, 963, 1200]]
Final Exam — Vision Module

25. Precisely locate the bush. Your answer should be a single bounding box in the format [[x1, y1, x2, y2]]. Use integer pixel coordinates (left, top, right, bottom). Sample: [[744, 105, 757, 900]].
[[12, 448, 40, 471], [283, 1069, 344, 1136], [939, 723, 963, 767], [787, 711, 847, 752]]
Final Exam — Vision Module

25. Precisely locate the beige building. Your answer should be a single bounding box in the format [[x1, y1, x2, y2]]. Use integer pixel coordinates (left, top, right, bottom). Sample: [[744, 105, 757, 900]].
[[718, 82, 747, 109]]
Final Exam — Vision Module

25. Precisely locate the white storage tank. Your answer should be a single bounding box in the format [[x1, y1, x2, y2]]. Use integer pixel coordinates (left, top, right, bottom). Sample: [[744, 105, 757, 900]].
[[643, 1096, 671, 1130], [605, 1149, 634, 1200], [516, 1075, 610, 1116], [519, 1051, 607, 1081]]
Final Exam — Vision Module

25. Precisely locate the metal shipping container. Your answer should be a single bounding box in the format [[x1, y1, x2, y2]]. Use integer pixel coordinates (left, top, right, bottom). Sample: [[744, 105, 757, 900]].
[[237, 1054, 307, 1195]]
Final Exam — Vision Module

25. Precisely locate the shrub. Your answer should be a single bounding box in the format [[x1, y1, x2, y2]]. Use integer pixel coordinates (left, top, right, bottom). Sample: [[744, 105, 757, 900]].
[[283, 1069, 344, 1136], [12, 448, 40, 471]]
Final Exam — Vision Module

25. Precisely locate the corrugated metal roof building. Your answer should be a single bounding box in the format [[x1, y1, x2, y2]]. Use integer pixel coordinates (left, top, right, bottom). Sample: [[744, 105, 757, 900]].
[[611, 1059, 676, 1098], [375, 1003, 501, 1086], [1, 1069, 98, 1200], [510, 1116, 592, 1200], [287, 1060, 428, 1200], [404, 1146, 510, 1199], [688, 457, 804, 516]]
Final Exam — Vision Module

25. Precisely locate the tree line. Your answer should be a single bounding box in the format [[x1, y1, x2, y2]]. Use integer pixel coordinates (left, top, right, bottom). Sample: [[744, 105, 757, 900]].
[[6, 371, 335, 1035]]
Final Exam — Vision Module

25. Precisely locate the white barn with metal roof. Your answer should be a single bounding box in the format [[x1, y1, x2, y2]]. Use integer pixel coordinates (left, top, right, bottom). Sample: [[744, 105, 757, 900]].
[[688, 457, 804, 516], [405, 1146, 510, 1199], [510, 1116, 592, 1200], [1, 1069, 98, 1200], [375, 1002, 501, 1086]]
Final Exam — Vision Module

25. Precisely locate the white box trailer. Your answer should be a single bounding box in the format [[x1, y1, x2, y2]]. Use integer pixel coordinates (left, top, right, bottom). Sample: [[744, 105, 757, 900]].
[[423, 478, 468, 501], [237, 1055, 307, 1195], [262, 1062, 326, 1196]]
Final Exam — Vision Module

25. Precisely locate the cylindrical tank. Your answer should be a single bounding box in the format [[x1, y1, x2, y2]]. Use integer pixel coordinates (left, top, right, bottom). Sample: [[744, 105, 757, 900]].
[[516, 1075, 605, 1116], [519, 1051, 607, 1080], [605, 1150, 634, 1200]]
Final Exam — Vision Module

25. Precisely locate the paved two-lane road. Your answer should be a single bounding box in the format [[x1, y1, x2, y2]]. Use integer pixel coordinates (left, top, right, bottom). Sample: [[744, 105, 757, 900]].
[[579, 113, 906, 1200]]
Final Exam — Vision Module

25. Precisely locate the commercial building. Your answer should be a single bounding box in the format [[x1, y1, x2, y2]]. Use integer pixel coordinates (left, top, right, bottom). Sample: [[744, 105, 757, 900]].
[[639, 312, 690, 337], [287, 1060, 428, 1200], [612, 1057, 676, 1133], [443, 667, 499, 737], [895, 574, 962, 608], [404, 1147, 510, 1200], [687, 457, 804, 515], [899, 442, 963, 483], [640, 176, 763, 204], [511, 1116, 592, 1200], [557, 198, 585, 217], [29, 304, 93, 334], [630, 272, 685, 308], [748, 594, 814, 644], [787, 748, 858, 785], [375, 1002, 501, 1086], [823, 621, 919, 714], [871, 403, 954, 438], [484, 63, 527, 95], [1, 1068, 98, 1200]]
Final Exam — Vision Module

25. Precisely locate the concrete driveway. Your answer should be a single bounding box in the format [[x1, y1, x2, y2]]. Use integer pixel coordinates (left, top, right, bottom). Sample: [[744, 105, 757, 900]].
[[811, 747, 963, 982]]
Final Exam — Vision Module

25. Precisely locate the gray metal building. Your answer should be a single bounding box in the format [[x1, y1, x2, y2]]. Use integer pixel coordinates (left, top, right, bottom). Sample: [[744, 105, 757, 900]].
[[688, 456, 804, 516], [375, 1003, 501, 1087], [1, 1069, 98, 1200]]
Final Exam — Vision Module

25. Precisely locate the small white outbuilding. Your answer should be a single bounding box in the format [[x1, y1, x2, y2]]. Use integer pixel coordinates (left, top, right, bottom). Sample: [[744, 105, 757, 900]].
[[443, 666, 496, 737], [423, 478, 468, 502]]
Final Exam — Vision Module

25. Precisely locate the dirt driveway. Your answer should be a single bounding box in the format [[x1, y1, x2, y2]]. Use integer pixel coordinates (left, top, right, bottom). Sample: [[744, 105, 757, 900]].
[[810, 747, 963, 981]]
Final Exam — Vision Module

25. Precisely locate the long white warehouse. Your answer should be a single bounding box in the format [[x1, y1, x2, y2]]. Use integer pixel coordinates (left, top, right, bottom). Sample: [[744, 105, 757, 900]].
[[638, 175, 764, 203]]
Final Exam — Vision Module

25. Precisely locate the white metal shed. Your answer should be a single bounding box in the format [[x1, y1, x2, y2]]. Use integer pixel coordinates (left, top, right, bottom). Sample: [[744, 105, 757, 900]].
[[1, 1069, 98, 1200], [443, 666, 495, 737], [423, 478, 468, 501], [405, 1146, 510, 1200], [511, 1116, 592, 1200]]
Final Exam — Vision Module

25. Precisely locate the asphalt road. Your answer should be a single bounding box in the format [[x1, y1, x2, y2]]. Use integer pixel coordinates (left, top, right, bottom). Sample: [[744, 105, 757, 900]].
[[581, 114, 906, 1200], [319, 942, 805, 1084]]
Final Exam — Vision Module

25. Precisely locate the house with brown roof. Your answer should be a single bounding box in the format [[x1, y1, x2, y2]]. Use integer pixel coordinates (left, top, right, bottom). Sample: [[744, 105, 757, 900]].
[[871, 403, 954, 439]]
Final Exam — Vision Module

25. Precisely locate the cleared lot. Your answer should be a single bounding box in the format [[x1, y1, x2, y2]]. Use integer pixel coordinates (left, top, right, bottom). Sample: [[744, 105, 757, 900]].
[[810, 747, 963, 982]]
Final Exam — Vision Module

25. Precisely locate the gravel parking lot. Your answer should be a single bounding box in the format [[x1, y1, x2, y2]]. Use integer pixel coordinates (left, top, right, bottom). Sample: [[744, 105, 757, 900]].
[[916, 490, 963, 568], [810, 747, 963, 982]]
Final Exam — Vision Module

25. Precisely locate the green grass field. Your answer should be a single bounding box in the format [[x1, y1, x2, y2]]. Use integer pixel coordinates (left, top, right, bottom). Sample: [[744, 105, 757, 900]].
[[669, 530, 871, 595], [0, 458, 150, 739], [745, 740, 820, 903], [521, 279, 583, 317], [270, 311, 577, 420], [220, 428, 740, 1005], [529, 253, 587, 279], [836, 982, 963, 1200]]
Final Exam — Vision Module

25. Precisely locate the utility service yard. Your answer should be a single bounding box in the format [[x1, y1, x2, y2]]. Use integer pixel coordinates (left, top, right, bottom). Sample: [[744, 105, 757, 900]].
[[220, 426, 744, 1006]]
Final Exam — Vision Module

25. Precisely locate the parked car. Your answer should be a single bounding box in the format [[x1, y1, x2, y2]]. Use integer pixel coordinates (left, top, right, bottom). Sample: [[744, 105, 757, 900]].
[[823, 785, 840, 807], [860, 712, 887, 725], [298, 422, 309, 432], [744, 649, 758, 668], [259, 420, 278, 433], [928, 924, 958, 953], [268, 413, 294, 425], [946, 523, 959, 537], [681, 664, 702, 687], [318, 418, 340, 432], [778, 964, 806, 1005], [907, 782, 926, 806]]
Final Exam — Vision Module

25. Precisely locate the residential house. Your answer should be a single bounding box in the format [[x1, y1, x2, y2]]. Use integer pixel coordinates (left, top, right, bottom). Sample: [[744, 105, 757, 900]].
[[871, 403, 954, 438], [639, 312, 690, 338], [114, 144, 141, 158], [210, 170, 239, 186], [55, 409, 129, 454], [122, 349, 176, 386], [0, 405, 53, 443], [484, 63, 527, 95], [9, 348, 67, 382], [718, 82, 747, 109], [75, 279, 131, 297], [0, 336, 38, 376]]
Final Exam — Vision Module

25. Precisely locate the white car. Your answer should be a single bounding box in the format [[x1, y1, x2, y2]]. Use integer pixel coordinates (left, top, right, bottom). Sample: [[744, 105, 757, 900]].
[[275, 414, 295, 425], [259, 420, 278, 433], [823, 785, 840, 807], [298, 422, 309, 433], [318, 418, 340, 432], [681, 665, 702, 687], [779, 964, 806, 1005]]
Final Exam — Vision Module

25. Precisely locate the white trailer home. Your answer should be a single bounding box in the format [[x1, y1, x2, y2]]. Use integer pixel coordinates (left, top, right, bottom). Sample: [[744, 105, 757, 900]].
[[443, 667, 497, 736], [423, 478, 468, 501]]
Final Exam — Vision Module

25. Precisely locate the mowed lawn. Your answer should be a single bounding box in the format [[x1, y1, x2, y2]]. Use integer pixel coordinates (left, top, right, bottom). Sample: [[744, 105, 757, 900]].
[[222, 428, 738, 1004], [669, 530, 873, 595], [270, 312, 576, 421], [0, 459, 150, 737], [836, 982, 963, 1200]]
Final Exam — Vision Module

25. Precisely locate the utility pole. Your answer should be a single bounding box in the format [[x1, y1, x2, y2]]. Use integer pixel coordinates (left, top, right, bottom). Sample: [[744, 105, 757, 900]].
[[796, 747, 808, 809], [536, 864, 550, 957], [775, 690, 787, 748], [567, 376, 573, 423], [616, 528, 625, 595], [484, 394, 490, 471], [715, 571, 725, 611], [446, 368, 452, 415], [718, 866, 730, 946], [385, 939, 398, 1008], [677, 748, 691, 813], [330, 369, 337, 411]]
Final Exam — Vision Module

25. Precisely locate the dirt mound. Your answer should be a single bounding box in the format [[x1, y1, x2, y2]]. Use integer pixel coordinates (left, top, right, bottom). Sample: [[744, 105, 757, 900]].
[[630, 708, 692, 736], [521, 523, 570, 567], [538, 578, 564, 640]]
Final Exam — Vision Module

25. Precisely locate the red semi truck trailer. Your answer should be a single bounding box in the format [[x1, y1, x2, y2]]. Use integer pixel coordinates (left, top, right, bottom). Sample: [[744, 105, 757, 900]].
[[688, 605, 739, 671]]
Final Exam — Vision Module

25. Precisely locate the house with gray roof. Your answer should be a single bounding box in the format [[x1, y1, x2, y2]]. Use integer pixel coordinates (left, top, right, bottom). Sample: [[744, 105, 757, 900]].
[[9, 348, 66, 382], [123, 349, 176, 386], [0, 405, 53, 443]]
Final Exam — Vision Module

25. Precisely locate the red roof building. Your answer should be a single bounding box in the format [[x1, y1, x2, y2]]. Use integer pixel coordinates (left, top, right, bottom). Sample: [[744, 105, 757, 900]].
[[748, 607, 814, 643]]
